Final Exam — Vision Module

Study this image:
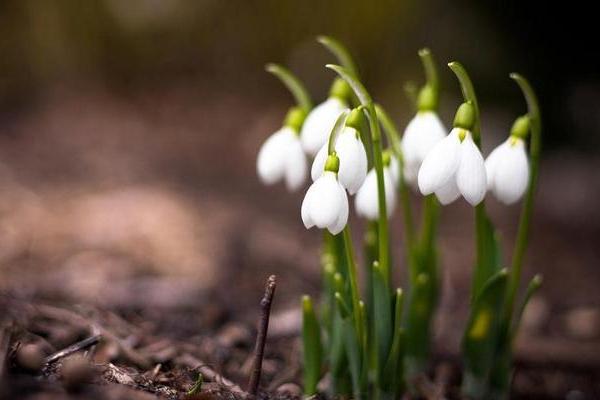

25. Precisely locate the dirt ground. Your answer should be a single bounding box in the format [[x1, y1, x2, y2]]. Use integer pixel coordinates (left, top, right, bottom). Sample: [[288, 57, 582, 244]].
[[1, 85, 599, 399]]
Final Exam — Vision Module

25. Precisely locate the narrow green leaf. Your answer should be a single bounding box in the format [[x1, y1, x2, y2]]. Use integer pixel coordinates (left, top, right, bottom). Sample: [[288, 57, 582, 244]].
[[462, 269, 508, 399], [381, 289, 405, 394], [511, 274, 543, 340], [265, 63, 312, 112], [404, 272, 433, 378], [372, 261, 393, 386], [471, 213, 503, 301], [302, 296, 323, 396]]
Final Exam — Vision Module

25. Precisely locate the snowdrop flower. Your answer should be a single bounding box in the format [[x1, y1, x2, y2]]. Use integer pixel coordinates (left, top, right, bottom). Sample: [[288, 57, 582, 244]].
[[301, 154, 348, 235], [257, 108, 307, 191], [355, 152, 398, 220], [300, 79, 350, 156], [418, 103, 487, 206], [311, 126, 368, 194], [485, 116, 530, 204], [401, 111, 446, 186]]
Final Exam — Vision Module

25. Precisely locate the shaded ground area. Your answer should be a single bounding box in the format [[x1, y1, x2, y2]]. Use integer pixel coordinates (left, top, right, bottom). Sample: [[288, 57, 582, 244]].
[[1, 86, 599, 398]]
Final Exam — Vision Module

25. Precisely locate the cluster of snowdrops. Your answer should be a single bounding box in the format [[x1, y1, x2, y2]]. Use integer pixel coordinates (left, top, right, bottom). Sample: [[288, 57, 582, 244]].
[[256, 37, 541, 400]]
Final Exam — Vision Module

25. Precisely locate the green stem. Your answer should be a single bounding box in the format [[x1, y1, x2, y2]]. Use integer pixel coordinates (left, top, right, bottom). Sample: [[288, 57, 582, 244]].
[[504, 73, 542, 322], [343, 226, 363, 341], [265, 63, 312, 112], [419, 48, 439, 91], [318, 36, 359, 76], [327, 64, 391, 286], [448, 62, 486, 299]]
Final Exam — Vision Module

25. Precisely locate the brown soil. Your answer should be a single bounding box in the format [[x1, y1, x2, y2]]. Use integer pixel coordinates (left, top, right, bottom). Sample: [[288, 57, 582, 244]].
[[1, 86, 599, 399]]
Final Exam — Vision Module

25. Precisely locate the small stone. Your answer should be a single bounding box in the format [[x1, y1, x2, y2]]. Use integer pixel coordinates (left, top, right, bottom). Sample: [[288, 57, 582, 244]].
[[16, 344, 44, 372], [565, 306, 600, 340], [61, 355, 95, 392]]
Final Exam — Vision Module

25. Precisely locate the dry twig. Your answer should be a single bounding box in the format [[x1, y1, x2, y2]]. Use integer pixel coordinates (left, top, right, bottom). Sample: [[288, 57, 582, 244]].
[[247, 275, 277, 396]]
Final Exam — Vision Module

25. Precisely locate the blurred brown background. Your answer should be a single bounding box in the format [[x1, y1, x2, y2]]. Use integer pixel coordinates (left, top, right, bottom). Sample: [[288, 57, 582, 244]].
[[0, 0, 599, 380]]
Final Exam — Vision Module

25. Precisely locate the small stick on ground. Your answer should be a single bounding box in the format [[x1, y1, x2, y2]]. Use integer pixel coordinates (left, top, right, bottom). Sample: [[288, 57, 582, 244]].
[[44, 334, 102, 364], [246, 275, 277, 396]]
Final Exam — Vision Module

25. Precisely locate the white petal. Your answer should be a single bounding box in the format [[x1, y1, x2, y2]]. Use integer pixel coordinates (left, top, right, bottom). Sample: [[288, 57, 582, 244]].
[[284, 136, 307, 191], [328, 183, 348, 235], [383, 169, 397, 218], [484, 141, 509, 190], [336, 127, 368, 194], [300, 98, 348, 156], [257, 128, 294, 185], [355, 170, 378, 220], [301, 182, 317, 229], [354, 169, 395, 220], [417, 128, 462, 195], [309, 172, 344, 228], [402, 111, 447, 169], [491, 138, 529, 204], [403, 160, 419, 187], [456, 134, 487, 206], [389, 155, 401, 186], [311, 144, 328, 181], [435, 178, 460, 205]]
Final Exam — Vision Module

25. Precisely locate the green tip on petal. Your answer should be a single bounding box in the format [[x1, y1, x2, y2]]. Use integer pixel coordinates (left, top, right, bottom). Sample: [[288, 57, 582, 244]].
[[510, 115, 530, 140], [454, 101, 476, 130], [324, 153, 340, 173]]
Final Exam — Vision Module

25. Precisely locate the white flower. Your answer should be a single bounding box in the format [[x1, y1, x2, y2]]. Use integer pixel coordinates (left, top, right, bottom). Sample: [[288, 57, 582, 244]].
[[485, 137, 529, 205], [401, 111, 446, 186], [311, 127, 368, 194], [418, 128, 487, 206], [257, 127, 307, 191], [301, 171, 348, 235], [355, 166, 397, 220], [300, 98, 349, 156]]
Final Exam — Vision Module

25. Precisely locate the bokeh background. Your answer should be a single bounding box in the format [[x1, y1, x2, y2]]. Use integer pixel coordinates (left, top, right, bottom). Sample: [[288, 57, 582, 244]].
[[0, 0, 599, 395]]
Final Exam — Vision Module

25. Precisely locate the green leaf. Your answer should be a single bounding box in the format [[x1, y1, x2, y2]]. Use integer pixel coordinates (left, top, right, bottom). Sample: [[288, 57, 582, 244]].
[[327, 109, 350, 154], [302, 296, 323, 396], [511, 274, 543, 340], [462, 269, 508, 400], [404, 272, 434, 378], [381, 289, 405, 394], [335, 294, 364, 400], [372, 262, 393, 387], [471, 213, 503, 301], [265, 63, 312, 112]]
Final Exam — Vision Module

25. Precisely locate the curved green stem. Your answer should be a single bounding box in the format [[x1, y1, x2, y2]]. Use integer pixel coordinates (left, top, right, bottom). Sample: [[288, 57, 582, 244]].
[[327, 110, 351, 154], [448, 62, 481, 145], [318, 36, 359, 76], [374, 104, 415, 248], [419, 48, 439, 92], [266, 63, 313, 112], [448, 61, 488, 302], [327, 64, 390, 285], [505, 73, 542, 321]]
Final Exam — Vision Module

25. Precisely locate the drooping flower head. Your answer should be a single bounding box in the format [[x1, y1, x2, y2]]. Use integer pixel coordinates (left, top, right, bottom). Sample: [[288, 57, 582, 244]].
[[355, 150, 399, 220], [257, 107, 308, 191], [301, 153, 348, 235], [418, 102, 487, 206], [485, 115, 530, 205], [300, 78, 351, 156], [311, 108, 368, 194]]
